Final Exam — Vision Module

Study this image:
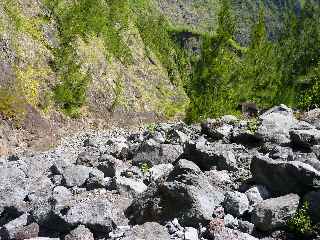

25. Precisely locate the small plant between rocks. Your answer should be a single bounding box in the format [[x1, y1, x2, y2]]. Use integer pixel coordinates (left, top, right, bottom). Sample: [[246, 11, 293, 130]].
[[287, 201, 313, 237]]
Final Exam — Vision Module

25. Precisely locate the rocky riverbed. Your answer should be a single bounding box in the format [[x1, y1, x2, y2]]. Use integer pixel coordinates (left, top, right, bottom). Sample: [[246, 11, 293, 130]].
[[1, 105, 320, 240]]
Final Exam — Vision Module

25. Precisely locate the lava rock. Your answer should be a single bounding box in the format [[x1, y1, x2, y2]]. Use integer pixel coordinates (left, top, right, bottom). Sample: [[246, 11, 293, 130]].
[[223, 191, 249, 217], [245, 185, 271, 206], [251, 194, 300, 231], [64, 225, 94, 240], [251, 155, 320, 194]]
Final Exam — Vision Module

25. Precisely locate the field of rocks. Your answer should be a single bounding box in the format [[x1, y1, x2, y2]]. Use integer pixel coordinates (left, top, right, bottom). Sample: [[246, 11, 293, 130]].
[[1, 104, 320, 240]]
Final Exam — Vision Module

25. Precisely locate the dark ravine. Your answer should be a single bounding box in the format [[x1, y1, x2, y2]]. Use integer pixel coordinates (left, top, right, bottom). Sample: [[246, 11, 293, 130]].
[[0, 105, 320, 240]]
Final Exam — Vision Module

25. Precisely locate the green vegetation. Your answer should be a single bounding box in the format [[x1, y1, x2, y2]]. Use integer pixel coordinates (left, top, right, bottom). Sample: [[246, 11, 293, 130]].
[[45, 0, 133, 117], [185, 0, 320, 122], [287, 201, 313, 236], [140, 162, 151, 175]]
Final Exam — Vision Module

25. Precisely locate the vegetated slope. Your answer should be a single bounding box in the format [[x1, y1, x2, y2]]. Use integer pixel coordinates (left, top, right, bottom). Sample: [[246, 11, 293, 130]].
[[0, 0, 319, 128], [0, 0, 188, 126]]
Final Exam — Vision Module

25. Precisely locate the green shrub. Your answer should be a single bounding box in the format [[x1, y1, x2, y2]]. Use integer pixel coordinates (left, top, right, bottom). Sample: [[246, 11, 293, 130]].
[[140, 163, 151, 175], [287, 201, 313, 236]]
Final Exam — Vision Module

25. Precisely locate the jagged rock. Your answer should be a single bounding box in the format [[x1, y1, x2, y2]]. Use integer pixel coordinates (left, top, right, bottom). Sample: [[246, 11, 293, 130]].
[[132, 139, 183, 166], [185, 140, 238, 171], [293, 152, 320, 171], [312, 145, 320, 159], [52, 186, 73, 211], [123, 222, 170, 240], [304, 190, 320, 222], [97, 154, 120, 177], [184, 227, 199, 240], [301, 108, 320, 129], [120, 166, 143, 179], [64, 225, 94, 240], [146, 163, 174, 183], [201, 119, 233, 140], [125, 159, 224, 226], [245, 185, 271, 206], [223, 191, 249, 217], [105, 137, 130, 160], [62, 165, 92, 187], [256, 105, 298, 145], [251, 194, 300, 231], [210, 227, 258, 240], [152, 131, 166, 143], [25, 238, 59, 240], [166, 129, 189, 144], [251, 155, 320, 194], [205, 170, 233, 190], [224, 214, 239, 229], [290, 122, 320, 149], [76, 149, 100, 167], [0, 213, 29, 239], [116, 176, 147, 197], [268, 145, 293, 161], [51, 174, 63, 186], [238, 220, 254, 235], [0, 167, 28, 214], [14, 223, 40, 240], [64, 194, 115, 235]]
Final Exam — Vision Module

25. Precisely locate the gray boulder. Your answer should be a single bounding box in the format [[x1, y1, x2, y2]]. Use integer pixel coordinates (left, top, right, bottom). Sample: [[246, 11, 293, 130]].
[[290, 123, 320, 149], [146, 163, 174, 183], [64, 225, 94, 240], [210, 227, 258, 240], [0, 213, 29, 239], [132, 139, 183, 166], [251, 155, 320, 194], [293, 152, 320, 171], [116, 176, 147, 197], [123, 222, 170, 240], [256, 105, 298, 145], [251, 194, 300, 231], [0, 167, 28, 213], [14, 223, 40, 240], [62, 165, 91, 187], [184, 227, 199, 240], [245, 185, 271, 206], [223, 191, 249, 217], [185, 140, 238, 171], [201, 119, 233, 141], [312, 145, 320, 159], [76, 148, 100, 167], [64, 194, 115, 235], [125, 159, 224, 226]]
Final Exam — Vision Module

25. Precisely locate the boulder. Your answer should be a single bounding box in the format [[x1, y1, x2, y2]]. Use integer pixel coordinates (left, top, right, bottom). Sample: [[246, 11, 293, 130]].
[[251, 194, 300, 231], [64, 225, 94, 240], [201, 119, 233, 141], [293, 152, 320, 171], [63, 194, 115, 235], [245, 185, 271, 206], [125, 159, 224, 226], [268, 146, 293, 161], [116, 176, 147, 197], [185, 140, 238, 171], [223, 191, 249, 217], [301, 108, 320, 129], [251, 155, 320, 194], [0, 213, 29, 239], [62, 165, 92, 187], [14, 223, 40, 240], [256, 105, 298, 145], [209, 226, 258, 240], [146, 163, 174, 183], [290, 123, 320, 149], [132, 139, 183, 166], [124, 222, 170, 240], [0, 167, 28, 213], [184, 227, 199, 240], [76, 149, 100, 167]]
